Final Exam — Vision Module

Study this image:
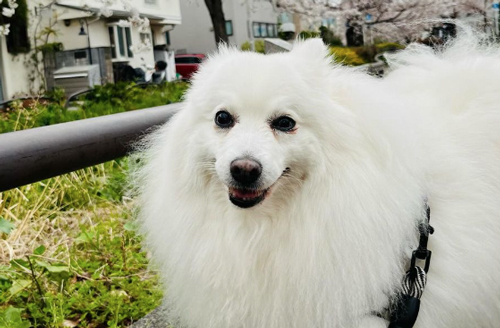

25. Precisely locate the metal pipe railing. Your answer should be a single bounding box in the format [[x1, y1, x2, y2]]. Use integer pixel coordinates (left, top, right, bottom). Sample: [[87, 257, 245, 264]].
[[0, 103, 182, 192]]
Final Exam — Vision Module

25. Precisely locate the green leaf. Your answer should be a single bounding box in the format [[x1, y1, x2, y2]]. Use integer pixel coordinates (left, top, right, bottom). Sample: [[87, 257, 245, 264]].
[[0, 306, 31, 328], [75, 231, 95, 244], [33, 245, 46, 256], [0, 217, 15, 235], [8, 279, 31, 296], [46, 265, 69, 273], [123, 222, 136, 231], [35, 260, 69, 273], [10, 259, 30, 273]]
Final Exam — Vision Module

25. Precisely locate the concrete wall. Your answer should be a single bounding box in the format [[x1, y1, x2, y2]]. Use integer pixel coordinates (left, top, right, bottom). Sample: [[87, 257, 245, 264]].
[[170, 0, 280, 54]]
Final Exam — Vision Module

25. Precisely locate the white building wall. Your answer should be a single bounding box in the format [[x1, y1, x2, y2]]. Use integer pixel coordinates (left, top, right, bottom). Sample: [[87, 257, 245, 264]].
[[230, 1, 250, 47], [0, 0, 53, 99], [0, 38, 33, 98], [170, 1, 216, 54], [55, 19, 111, 51]]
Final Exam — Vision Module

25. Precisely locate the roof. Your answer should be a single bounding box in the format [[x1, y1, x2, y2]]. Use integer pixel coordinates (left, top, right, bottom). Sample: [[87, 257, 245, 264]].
[[54, 3, 181, 24]]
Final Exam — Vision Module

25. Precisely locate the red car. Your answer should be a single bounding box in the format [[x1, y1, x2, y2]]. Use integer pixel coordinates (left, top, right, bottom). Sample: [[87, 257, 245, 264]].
[[175, 54, 205, 80]]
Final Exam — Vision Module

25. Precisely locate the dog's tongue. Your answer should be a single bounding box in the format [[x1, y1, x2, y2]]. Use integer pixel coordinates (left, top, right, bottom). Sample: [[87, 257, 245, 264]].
[[230, 188, 261, 199]]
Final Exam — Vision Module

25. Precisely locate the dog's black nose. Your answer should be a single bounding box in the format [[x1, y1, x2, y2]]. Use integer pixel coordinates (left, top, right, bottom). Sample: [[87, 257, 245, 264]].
[[230, 158, 262, 185]]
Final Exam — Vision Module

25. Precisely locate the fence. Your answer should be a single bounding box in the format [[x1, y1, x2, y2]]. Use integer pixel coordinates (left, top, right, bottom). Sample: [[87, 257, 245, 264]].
[[0, 102, 182, 192]]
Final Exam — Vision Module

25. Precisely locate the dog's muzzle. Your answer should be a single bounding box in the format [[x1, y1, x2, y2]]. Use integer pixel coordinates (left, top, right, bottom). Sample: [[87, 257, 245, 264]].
[[228, 158, 266, 208]]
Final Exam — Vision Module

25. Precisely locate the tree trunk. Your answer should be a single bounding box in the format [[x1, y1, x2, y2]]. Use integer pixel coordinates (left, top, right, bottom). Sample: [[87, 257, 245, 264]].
[[204, 0, 229, 45]]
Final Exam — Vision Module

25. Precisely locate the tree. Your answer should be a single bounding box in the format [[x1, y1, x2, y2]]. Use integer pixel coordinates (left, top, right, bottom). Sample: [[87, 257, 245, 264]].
[[204, 0, 229, 45], [270, 0, 500, 43], [456, 0, 497, 34], [270, 0, 460, 42]]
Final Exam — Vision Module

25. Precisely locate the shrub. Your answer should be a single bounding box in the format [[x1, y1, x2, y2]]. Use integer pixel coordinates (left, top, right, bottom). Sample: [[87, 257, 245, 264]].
[[241, 41, 252, 51], [241, 40, 265, 53], [375, 42, 405, 53], [36, 42, 64, 55], [298, 30, 320, 40], [353, 45, 377, 63], [319, 26, 343, 47], [329, 47, 366, 66], [254, 40, 265, 54], [0, 82, 189, 134]]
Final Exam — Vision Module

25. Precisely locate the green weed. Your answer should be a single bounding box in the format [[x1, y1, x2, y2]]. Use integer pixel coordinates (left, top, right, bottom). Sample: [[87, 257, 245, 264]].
[[0, 160, 163, 327], [0, 82, 183, 327]]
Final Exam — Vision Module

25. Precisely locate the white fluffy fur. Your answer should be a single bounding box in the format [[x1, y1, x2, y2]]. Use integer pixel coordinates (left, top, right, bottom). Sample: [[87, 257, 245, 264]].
[[134, 34, 500, 327]]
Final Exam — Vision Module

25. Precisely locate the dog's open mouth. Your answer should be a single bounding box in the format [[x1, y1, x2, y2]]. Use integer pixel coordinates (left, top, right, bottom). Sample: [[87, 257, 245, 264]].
[[227, 168, 290, 209], [228, 187, 269, 208]]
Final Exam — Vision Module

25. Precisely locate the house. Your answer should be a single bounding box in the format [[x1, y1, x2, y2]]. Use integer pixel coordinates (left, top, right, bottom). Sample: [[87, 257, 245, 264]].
[[0, 0, 181, 101], [170, 0, 284, 54]]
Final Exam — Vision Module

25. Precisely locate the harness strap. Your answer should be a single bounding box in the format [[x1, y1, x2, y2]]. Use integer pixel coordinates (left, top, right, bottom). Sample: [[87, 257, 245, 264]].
[[389, 204, 434, 328]]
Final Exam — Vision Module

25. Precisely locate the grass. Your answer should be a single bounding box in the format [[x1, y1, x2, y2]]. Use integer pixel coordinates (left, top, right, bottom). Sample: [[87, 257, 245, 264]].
[[0, 161, 163, 328], [0, 81, 188, 327]]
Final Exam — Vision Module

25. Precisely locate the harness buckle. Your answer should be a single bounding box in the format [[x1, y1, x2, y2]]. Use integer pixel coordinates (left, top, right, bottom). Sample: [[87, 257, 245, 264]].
[[411, 249, 432, 274]]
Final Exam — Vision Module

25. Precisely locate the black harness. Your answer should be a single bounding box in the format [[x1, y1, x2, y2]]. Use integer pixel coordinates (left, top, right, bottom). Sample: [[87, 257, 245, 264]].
[[389, 205, 434, 328]]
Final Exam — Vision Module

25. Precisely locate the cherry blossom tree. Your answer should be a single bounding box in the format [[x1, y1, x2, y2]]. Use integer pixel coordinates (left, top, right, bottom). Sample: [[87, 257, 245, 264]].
[[455, 0, 498, 33], [268, 0, 493, 42]]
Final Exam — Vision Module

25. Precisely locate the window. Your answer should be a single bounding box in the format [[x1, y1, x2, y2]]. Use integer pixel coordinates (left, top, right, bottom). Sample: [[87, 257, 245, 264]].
[[225, 20, 233, 36], [108, 25, 133, 60], [252, 22, 278, 38], [108, 26, 116, 59], [125, 28, 133, 57], [253, 22, 260, 37], [175, 56, 203, 64], [145, 0, 156, 3], [165, 31, 171, 45], [74, 51, 87, 59], [117, 26, 125, 56], [267, 24, 274, 37], [260, 24, 268, 37]]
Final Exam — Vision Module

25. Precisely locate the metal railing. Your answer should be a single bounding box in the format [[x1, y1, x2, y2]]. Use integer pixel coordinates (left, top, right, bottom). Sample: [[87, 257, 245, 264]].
[[0, 103, 182, 192]]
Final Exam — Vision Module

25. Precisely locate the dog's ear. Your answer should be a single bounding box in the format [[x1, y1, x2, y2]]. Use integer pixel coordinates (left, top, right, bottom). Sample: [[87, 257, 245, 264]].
[[291, 38, 329, 61]]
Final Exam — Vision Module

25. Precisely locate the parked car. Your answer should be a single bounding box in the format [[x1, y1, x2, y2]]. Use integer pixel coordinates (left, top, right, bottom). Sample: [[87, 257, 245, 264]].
[[175, 54, 205, 80]]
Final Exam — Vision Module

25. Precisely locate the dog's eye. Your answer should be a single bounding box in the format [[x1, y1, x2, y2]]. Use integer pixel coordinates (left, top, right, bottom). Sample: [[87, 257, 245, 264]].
[[215, 111, 234, 128], [271, 116, 296, 132]]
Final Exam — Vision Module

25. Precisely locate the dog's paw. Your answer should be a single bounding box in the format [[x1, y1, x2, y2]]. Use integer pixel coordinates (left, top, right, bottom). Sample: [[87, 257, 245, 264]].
[[357, 315, 388, 328]]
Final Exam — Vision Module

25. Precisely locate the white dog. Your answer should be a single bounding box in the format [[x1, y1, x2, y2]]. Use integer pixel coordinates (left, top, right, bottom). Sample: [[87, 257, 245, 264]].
[[134, 34, 500, 327]]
